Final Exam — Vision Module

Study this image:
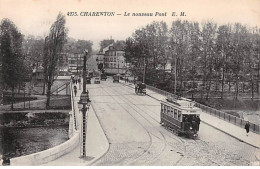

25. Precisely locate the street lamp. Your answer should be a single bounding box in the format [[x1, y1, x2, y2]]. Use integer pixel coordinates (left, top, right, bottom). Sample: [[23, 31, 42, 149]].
[[78, 49, 91, 159]]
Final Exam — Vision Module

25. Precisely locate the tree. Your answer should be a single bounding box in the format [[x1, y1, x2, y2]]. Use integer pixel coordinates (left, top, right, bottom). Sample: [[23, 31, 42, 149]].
[[169, 20, 192, 95], [216, 24, 232, 98], [0, 19, 24, 109], [43, 13, 68, 108], [230, 23, 250, 100], [200, 21, 217, 100], [125, 21, 168, 85], [250, 27, 260, 96], [188, 22, 201, 99], [64, 38, 92, 54], [22, 36, 45, 69], [114, 40, 126, 50]]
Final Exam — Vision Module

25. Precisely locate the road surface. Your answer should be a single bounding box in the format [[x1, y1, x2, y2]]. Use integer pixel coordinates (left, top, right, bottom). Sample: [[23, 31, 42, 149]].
[[87, 77, 259, 166]]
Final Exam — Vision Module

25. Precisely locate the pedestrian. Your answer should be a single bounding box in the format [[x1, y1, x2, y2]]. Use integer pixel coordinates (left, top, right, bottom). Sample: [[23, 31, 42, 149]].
[[195, 116, 201, 131], [245, 121, 250, 136], [2, 156, 10, 166], [75, 76, 78, 85], [71, 76, 75, 84], [74, 85, 77, 96], [78, 78, 81, 90], [126, 78, 129, 83]]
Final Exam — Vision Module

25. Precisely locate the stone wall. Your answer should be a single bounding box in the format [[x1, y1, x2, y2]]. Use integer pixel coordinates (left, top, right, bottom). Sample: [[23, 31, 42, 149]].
[[10, 131, 80, 166]]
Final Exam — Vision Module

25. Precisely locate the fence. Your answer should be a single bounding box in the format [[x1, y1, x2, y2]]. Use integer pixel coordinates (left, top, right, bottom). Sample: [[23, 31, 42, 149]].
[[145, 84, 260, 134], [51, 81, 71, 96], [70, 82, 77, 131]]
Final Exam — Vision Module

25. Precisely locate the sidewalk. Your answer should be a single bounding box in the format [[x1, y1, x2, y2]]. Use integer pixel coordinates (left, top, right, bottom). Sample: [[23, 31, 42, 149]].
[[43, 81, 109, 166], [123, 82, 260, 149]]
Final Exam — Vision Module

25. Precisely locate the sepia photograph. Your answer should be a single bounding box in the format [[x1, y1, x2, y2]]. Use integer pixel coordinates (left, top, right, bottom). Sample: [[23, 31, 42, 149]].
[[0, 0, 259, 166]]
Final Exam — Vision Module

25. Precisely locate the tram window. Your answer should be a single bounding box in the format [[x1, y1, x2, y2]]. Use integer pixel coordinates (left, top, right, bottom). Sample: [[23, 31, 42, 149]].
[[174, 109, 177, 118], [167, 106, 170, 115], [178, 111, 182, 120], [183, 115, 187, 122], [170, 108, 173, 117], [163, 105, 166, 113]]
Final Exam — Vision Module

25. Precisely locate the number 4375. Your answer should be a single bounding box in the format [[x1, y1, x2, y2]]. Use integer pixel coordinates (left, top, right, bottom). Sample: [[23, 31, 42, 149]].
[[67, 12, 78, 16]]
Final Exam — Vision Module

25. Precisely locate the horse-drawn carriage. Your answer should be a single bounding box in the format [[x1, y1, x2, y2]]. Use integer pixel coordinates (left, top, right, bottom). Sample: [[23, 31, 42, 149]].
[[135, 81, 146, 95]]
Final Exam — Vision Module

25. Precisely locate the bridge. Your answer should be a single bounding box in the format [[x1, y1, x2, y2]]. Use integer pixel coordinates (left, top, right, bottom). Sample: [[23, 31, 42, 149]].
[[8, 76, 260, 166]]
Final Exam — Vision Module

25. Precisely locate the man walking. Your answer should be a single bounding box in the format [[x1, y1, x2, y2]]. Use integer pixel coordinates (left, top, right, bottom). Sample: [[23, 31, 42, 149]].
[[245, 121, 250, 136], [195, 116, 201, 131], [74, 85, 77, 96]]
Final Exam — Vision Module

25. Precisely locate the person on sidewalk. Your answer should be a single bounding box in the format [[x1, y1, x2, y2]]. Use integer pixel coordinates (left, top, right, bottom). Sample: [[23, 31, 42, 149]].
[[195, 116, 201, 131], [74, 85, 77, 96], [78, 78, 81, 90], [75, 76, 78, 85], [245, 121, 250, 136], [71, 76, 75, 84]]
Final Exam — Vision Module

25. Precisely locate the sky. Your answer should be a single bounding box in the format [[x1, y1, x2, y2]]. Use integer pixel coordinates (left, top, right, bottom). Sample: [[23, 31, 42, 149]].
[[0, 0, 260, 50]]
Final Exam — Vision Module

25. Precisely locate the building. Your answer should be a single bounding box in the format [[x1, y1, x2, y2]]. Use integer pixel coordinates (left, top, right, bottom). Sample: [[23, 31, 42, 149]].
[[68, 53, 84, 74], [103, 44, 128, 75], [32, 67, 44, 86]]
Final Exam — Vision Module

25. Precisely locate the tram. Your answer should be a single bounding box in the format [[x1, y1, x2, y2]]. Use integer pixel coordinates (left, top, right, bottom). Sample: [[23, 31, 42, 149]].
[[160, 95, 201, 138]]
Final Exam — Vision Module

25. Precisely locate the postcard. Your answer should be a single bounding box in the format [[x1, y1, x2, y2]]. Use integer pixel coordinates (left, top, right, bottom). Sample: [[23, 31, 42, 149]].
[[0, 0, 259, 166]]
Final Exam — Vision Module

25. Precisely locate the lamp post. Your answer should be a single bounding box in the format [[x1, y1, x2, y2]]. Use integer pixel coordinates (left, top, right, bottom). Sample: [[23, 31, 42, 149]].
[[78, 49, 91, 159]]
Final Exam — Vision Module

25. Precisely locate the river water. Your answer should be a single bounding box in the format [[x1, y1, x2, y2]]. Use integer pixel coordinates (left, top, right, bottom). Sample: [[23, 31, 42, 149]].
[[0, 125, 69, 159]]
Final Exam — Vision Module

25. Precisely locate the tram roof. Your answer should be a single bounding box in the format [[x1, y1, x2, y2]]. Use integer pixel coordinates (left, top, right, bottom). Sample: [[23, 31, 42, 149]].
[[161, 98, 201, 113]]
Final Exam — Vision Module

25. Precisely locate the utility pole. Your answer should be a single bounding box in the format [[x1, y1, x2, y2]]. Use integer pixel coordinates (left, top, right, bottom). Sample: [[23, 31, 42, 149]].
[[77, 54, 79, 75], [117, 57, 119, 74], [143, 57, 146, 83], [175, 56, 177, 94]]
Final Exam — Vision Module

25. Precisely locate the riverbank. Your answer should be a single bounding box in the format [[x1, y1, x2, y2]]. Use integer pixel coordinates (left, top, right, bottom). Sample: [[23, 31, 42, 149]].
[[0, 111, 70, 128]]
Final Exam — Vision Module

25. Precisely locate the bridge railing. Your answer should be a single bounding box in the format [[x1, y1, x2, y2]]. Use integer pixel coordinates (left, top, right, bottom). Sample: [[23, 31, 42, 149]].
[[51, 81, 70, 96], [144, 84, 260, 134], [195, 102, 259, 134], [70, 81, 77, 132]]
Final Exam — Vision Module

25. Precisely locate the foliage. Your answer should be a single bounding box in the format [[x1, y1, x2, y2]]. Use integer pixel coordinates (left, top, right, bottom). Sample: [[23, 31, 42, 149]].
[[0, 19, 25, 109], [64, 37, 92, 54], [43, 13, 68, 108], [125, 20, 260, 99]]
